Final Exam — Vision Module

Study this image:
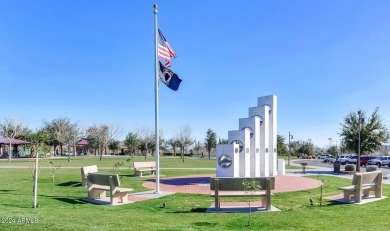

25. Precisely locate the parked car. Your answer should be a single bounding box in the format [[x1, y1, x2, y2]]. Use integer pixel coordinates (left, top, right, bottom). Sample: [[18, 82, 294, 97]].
[[61, 151, 75, 156], [340, 155, 358, 165], [338, 154, 355, 165], [360, 156, 376, 166], [318, 154, 332, 160], [367, 156, 390, 167], [323, 157, 336, 163]]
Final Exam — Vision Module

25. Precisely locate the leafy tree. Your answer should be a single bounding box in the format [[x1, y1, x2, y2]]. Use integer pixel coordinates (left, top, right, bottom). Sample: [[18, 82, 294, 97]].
[[327, 145, 339, 156], [205, 129, 217, 159], [218, 137, 228, 144], [167, 138, 180, 157], [297, 141, 314, 157], [108, 140, 120, 155], [339, 108, 390, 155], [0, 117, 26, 161], [289, 140, 300, 157], [27, 129, 50, 157], [277, 135, 288, 156], [124, 132, 140, 155]]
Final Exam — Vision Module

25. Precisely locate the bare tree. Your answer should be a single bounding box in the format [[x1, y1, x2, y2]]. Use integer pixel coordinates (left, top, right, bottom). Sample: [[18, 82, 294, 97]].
[[193, 139, 203, 158], [87, 124, 123, 161], [177, 125, 193, 162], [43, 118, 69, 156], [50, 118, 83, 162], [27, 129, 50, 208], [0, 117, 26, 161], [136, 126, 154, 160]]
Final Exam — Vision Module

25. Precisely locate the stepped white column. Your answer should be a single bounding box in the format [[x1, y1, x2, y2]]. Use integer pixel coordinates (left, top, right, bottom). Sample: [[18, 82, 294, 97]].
[[228, 129, 251, 177], [258, 95, 277, 176], [239, 116, 261, 177], [216, 143, 240, 177]]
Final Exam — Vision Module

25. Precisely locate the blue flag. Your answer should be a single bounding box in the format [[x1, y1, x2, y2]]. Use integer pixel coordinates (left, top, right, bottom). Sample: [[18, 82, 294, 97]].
[[159, 61, 182, 91]]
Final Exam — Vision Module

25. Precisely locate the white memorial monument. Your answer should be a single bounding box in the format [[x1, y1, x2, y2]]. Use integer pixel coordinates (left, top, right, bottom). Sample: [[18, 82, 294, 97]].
[[216, 95, 279, 177]]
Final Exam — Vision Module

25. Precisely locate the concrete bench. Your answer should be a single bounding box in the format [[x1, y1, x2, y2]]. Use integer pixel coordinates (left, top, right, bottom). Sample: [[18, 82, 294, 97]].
[[210, 177, 275, 211], [87, 173, 133, 205], [133, 161, 156, 177], [338, 171, 382, 203], [81, 165, 98, 187]]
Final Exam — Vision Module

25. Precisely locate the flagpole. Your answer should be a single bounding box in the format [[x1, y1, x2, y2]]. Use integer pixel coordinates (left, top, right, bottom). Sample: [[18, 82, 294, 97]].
[[153, 4, 161, 194]]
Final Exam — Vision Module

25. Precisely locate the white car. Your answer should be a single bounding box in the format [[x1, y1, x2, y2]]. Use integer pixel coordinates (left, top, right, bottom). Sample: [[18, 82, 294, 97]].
[[340, 155, 358, 165], [337, 154, 354, 165], [318, 154, 332, 160], [367, 156, 390, 167]]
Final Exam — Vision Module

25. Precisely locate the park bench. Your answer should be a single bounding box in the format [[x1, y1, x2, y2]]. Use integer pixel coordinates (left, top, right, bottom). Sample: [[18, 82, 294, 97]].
[[86, 173, 134, 205], [210, 177, 275, 211], [133, 161, 156, 177], [338, 171, 382, 203], [81, 165, 98, 187]]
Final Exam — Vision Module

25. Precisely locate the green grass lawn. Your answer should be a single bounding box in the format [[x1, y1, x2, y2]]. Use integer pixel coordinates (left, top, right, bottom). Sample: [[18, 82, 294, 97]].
[[0, 156, 389, 230], [0, 155, 216, 168]]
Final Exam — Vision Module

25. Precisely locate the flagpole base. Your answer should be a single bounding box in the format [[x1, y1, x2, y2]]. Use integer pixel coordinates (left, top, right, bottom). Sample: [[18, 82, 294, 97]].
[[154, 190, 162, 194]]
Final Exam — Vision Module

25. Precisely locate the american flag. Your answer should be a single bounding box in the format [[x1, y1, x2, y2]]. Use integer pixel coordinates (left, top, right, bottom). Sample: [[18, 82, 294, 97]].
[[158, 29, 176, 67]]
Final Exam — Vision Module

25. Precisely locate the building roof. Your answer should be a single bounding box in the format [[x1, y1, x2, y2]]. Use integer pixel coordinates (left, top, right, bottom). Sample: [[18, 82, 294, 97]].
[[0, 137, 30, 145]]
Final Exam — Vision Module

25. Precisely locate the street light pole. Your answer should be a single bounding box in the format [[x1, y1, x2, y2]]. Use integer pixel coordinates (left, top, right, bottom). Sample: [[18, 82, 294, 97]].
[[357, 110, 364, 172], [288, 132, 293, 166]]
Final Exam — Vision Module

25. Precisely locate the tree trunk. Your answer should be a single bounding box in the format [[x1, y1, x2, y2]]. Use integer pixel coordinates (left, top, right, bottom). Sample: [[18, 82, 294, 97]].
[[67, 146, 71, 163], [8, 142, 12, 161]]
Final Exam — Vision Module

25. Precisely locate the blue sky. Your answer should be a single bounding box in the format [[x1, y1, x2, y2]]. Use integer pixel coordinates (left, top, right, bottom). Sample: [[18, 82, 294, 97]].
[[1, 1, 390, 148]]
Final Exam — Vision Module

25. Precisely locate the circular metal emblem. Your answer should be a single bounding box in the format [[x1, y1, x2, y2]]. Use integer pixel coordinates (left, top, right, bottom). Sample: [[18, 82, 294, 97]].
[[234, 148, 239, 154], [218, 155, 232, 168], [246, 148, 250, 153], [256, 148, 260, 153], [265, 148, 269, 153]]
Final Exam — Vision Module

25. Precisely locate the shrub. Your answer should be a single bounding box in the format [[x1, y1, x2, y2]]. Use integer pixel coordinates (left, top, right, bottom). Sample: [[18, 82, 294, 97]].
[[345, 164, 356, 172], [366, 165, 378, 172]]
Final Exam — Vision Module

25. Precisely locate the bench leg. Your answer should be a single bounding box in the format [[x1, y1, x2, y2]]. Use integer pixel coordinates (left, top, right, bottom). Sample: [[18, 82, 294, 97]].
[[89, 189, 107, 200], [343, 191, 353, 201], [261, 196, 267, 209], [355, 191, 362, 203], [266, 179, 272, 211], [112, 192, 128, 205], [363, 189, 371, 197], [214, 196, 220, 211], [375, 188, 382, 198]]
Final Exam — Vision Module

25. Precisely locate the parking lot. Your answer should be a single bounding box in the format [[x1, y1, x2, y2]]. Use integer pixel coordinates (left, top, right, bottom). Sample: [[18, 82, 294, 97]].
[[293, 159, 390, 175]]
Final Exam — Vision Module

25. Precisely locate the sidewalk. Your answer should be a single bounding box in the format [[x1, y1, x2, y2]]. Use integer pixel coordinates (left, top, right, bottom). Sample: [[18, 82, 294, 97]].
[[285, 161, 390, 184]]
